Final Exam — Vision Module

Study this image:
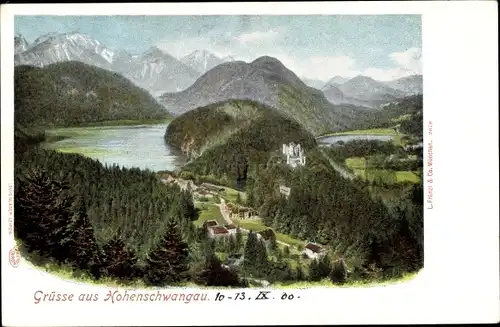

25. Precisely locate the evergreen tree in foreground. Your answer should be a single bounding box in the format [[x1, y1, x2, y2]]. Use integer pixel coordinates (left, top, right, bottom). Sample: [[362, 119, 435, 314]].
[[330, 258, 348, 284], [308, 255, 331, 281], [193, 253, 242, 287], [64, 197, 102, 279], [102, 236, 140, 280], [14, 168, 74, 261], [145, 220, 190, 286], [243, 231, 269, 278]]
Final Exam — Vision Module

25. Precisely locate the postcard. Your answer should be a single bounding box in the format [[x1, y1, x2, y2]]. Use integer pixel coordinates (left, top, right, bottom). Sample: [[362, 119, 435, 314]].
[[1, 2, 499, 326]]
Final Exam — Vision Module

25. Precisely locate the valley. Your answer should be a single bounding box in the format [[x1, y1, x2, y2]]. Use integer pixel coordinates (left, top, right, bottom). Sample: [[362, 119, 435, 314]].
[[12, 25, 423, 290]]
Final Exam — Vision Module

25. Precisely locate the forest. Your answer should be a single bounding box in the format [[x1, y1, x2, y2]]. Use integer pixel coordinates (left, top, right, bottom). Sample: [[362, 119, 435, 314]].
[[14, 91, 423, 287], [244, 148, 423, 279], [165, 99, 317, 188], [14, 62, 169, 127]]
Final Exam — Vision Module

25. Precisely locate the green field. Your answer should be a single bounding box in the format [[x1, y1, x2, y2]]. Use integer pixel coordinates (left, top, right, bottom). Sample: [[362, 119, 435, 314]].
[[319, 128, 404, 146], [345, 157, 420, 184], [390, 114, 412, 124], [275, 271, 420, 289], [220, 187, 247, 204], [231, 217, 267, 232], [194, 203, 225, 227], [231, 217, 305, 248], [320, 128, 399, 137], [41, 118, 172, 132], [395, 171, 421, 183]]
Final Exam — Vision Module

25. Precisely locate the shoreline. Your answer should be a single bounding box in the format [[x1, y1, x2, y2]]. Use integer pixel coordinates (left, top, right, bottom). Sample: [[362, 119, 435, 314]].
[[316, 127, 401, 139]]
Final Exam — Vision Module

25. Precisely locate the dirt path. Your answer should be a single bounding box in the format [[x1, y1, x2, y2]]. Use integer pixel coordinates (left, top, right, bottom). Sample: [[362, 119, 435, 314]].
[[218, 198, 233, 225]]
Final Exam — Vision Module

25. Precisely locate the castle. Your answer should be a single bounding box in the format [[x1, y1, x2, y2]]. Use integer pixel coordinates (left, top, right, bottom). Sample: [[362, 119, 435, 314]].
[[282, 142, 306, 168]]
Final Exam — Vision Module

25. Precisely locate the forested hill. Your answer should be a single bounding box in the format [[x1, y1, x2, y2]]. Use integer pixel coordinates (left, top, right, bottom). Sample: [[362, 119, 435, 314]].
[[159, 56, 376, 135], [14, 61, 170, 127], [164, 99, 317, 185]]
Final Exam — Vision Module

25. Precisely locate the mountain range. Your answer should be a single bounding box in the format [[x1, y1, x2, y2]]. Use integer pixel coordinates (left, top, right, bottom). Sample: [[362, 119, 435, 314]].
[[14, 31, 422, 133], [180, 50, 234, 75], [158, 56, 376, 135], [314, 74, 422, 108], [14, 33, 234, 96]]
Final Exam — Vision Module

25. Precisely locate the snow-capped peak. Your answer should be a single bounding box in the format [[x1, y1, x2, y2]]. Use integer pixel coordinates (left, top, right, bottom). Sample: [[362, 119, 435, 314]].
[[221, 55, 236, 62], [180, 49, 228, 74]]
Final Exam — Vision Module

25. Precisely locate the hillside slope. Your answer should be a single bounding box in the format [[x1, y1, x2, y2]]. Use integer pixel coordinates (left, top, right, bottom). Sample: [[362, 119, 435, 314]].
[[15, 61, 170, 127], [164, 99, 317, 184], [159, 56, 371, 135]]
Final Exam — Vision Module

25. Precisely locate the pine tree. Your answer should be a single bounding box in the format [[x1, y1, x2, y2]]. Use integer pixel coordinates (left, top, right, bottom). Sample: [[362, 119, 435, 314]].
[[318, 255, 332, 278], [193, 253, 242, 287], [308, 256, 331, 282], [254, 239, 269, 277], [236, 227, 243, 251], [330, 258, 347, 284], [243, 231, 258, 272], [15, 168, 74, 260], [64, 197, 102, 279], [283, 245, 290, 257], [308, 259, 321, 281], [102, 236, 139, 280], [145, 220, 190, 286], [228, 235, 238, 254], [295, 265, 305, 281]]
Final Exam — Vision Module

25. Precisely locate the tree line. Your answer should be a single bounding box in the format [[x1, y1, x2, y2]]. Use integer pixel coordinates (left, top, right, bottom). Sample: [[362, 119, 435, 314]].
[[15, 62, 169, 127], [15, 136, 351, 287], [245, 148, 423, 279]]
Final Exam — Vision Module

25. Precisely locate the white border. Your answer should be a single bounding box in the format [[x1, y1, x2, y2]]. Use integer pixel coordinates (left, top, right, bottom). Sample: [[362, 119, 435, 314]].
[[2, 2, 499, 326]]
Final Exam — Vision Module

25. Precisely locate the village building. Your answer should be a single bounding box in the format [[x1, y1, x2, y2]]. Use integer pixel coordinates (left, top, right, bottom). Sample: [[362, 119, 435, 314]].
[[279, 185, 291, 198], [207, 226, 230, 239], [202, 220, 218, 229], [223, 202, 257, 220], [239, 207, 257, 220], [302, 242, 327, 260], [282, 142, 306, 168], [224, 224, 237, 235]]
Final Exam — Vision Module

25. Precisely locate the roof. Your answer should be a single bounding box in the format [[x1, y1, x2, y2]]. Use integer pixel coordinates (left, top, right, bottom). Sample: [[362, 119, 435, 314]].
[[225, 224, 237, 230], [203, 220, 218, 227], [258, 229, 276, 240], [305, 243, 324, 253], [210, 226, 229, 235]]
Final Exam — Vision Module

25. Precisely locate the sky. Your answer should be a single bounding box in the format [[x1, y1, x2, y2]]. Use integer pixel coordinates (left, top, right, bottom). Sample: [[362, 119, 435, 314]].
[[15, 15, 421, 82]]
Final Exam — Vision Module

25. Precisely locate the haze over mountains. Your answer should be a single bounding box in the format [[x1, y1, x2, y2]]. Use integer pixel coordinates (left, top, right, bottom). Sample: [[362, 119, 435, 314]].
[[14, 31, 422, 123], [14, 32, 230, 95], [159, 56, 376, 134]]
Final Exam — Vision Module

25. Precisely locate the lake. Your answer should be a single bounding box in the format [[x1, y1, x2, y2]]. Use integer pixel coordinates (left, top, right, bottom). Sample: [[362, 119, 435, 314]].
[[43, 123, 187, 172], [317, 134, 394, 146]]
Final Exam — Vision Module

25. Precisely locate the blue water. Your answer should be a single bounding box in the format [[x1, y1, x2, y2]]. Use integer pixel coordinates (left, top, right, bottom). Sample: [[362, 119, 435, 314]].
[[45, 124, 186, 172]]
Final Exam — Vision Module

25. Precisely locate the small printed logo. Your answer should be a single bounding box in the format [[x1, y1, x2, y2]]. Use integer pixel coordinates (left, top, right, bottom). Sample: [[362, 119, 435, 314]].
[[9, 247, 21, 268]]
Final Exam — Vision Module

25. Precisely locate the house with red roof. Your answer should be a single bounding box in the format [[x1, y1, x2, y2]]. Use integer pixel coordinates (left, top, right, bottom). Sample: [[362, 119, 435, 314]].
[[208, 226, 230, 239], [303, 242, 327, 260], [203, 220, 218, 229]]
